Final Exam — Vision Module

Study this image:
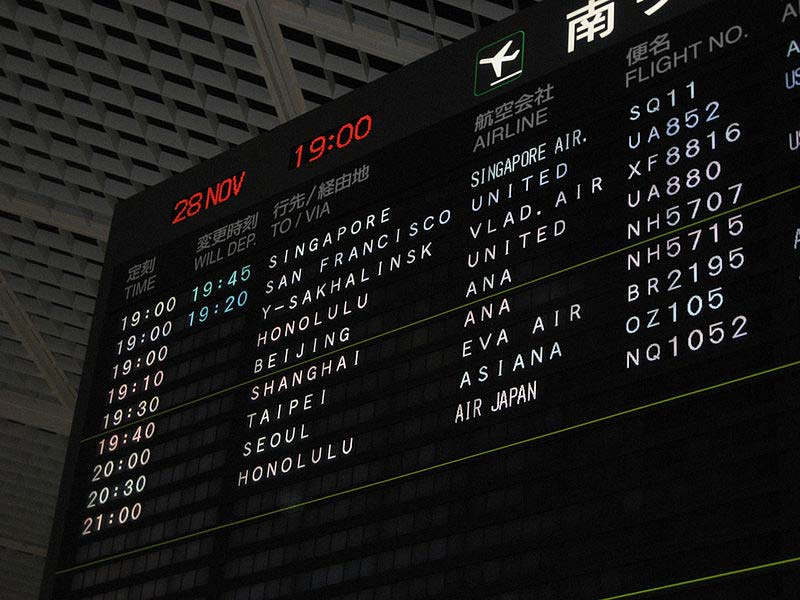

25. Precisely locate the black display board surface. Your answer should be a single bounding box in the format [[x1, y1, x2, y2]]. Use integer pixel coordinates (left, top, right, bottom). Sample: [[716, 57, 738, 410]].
[[41, 1, 800, 598]]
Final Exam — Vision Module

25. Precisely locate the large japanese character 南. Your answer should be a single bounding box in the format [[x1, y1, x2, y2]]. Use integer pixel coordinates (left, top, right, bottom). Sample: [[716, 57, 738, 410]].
[[567, 0, 616, 54]]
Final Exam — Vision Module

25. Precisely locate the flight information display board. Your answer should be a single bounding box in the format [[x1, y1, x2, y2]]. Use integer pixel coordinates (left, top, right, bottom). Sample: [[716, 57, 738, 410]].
[[42, 1, 800, 598]]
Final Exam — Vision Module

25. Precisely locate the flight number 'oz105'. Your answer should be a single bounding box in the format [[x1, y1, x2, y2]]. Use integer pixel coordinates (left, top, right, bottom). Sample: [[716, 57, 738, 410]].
[[626, 287, 725, 334]]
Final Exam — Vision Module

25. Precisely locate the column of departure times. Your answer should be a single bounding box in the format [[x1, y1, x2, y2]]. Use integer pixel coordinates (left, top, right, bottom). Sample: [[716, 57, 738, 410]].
[[78, 248, 254, 545], [81, 294, 176, 537]]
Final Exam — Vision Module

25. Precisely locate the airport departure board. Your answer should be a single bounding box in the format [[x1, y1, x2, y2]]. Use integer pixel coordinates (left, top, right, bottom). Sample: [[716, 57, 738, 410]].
[[42, 1, 800, 598]]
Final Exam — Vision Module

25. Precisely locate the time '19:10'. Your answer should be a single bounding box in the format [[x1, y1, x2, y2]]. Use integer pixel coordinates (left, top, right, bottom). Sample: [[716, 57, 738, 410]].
[[106, 370, 163, 403]]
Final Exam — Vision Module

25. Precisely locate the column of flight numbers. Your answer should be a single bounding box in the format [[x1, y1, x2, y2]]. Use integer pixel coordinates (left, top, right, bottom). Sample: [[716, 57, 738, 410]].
[[623, 79, 750, 369], [82, 296, 177, 537]]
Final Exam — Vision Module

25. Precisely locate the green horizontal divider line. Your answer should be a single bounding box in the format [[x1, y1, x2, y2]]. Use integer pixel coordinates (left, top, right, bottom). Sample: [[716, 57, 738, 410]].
[[57, 358, 800, 575], [597, 555, 800, 599], [80, 182, 800, 444]]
